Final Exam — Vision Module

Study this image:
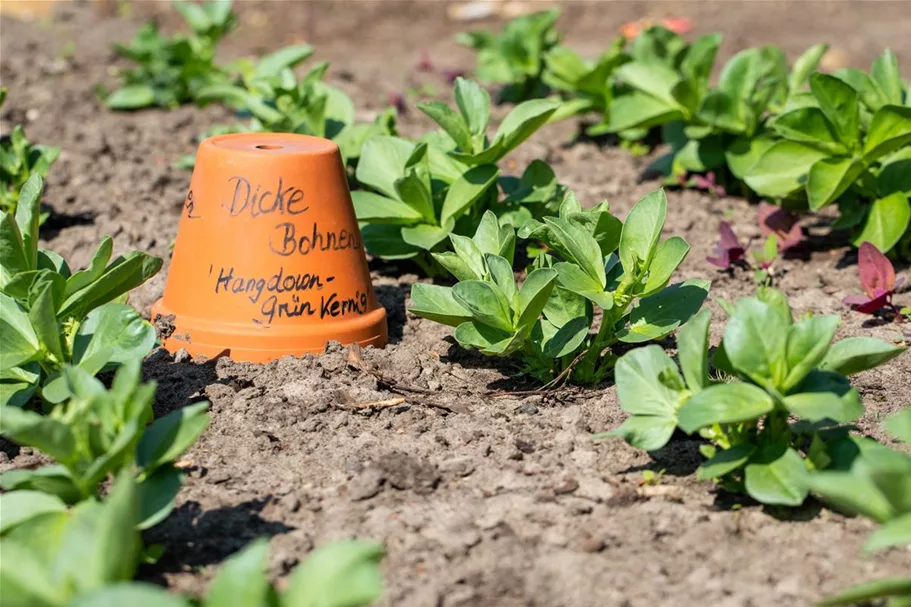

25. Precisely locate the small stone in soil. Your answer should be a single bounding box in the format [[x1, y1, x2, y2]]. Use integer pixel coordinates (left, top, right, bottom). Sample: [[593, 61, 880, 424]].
[[516, 402, 539, 415], [348, 466, 385, 501]]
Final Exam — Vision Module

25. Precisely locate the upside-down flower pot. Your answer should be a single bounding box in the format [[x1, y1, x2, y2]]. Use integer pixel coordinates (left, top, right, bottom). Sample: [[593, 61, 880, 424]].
[[152, 133, 388, 362]]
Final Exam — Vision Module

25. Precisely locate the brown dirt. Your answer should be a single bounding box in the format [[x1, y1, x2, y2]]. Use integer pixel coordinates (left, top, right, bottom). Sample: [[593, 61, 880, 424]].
[[2, 2, 911, 606]]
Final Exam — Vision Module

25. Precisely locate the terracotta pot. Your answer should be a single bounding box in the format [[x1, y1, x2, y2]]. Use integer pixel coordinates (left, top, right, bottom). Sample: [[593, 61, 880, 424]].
[[153, 133, 387, 362]]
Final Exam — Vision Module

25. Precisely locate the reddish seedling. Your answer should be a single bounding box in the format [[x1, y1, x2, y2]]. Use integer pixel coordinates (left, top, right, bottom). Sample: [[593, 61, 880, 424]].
[[706, 221, 747, 269], [758, 203, 803, 251], [844, 242, 904, 314], [678, 171, 726, 197]]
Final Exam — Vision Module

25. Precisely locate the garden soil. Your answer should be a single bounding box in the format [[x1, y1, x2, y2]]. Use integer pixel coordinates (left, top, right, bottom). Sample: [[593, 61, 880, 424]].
[[2, 2, 911, 606]]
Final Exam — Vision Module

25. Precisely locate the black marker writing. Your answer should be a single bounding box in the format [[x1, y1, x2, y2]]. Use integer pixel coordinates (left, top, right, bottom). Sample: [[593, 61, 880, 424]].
[[269, 222, 361, 257], [224, 176, 308, 217], [214, 266, 330, 304]]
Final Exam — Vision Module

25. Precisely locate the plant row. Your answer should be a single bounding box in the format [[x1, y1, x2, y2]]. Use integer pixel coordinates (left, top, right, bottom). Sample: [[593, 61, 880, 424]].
[[461, 10, 911, 257]]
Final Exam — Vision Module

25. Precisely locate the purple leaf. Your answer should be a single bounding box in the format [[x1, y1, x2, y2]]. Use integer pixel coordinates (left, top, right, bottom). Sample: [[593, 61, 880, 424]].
[[758, 203, 802, 251], [706, 221, 747, 269], [845, 242, 900, 314]]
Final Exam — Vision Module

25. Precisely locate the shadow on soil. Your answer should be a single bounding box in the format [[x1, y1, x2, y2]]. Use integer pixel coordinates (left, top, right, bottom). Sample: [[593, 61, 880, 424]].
[[140, 498, 294, 582]]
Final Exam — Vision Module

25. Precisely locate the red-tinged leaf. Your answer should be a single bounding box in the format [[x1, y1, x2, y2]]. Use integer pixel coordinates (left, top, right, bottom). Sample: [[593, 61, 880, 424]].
[[845, 291, 891, 314], [857, 241, 896, 297], [707, 221, 747, 269], [758, 203, 803, 251]]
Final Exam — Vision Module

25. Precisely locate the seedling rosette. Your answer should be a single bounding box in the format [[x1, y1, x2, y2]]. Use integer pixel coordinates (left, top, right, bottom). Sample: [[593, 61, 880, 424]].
[[604, 287, 906, 506], [0, 176, 162, 407], [745, 50, 911, 253], [0, 87, 60, 221], [184, 48, 395, 168], [352, 78, 561, 273], [456, 8, 561, 103], [409, 188, 709, 384], [844, 241, 905, 314], [808, 408, 911, 606]]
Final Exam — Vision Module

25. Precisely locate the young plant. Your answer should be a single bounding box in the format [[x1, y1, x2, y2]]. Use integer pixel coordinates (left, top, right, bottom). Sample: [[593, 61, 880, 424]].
[[606, 288, 906, 506], [352, 137, 499, 274], [706, 221, 747, 269], [541, 36, 627, 130], [757, 202, 803, 251], [844, 241, 905, 314], [0, 361, 209, 525], [182, 53, 395, 168], [0, 176, 162, 406], [0, 87, 60, 220], [456, 8, 561, 103], [105, 0, 237, 109], [410, 189, 710, 384], [417, 77, 560, 167], [1, 470, 384, 607], [808, 408, 911, 606], [746, 50, 911, 253]]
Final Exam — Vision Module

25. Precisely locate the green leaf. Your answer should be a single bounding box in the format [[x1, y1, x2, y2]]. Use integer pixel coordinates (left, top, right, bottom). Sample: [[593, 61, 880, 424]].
[[616, 61, 684, 108], [756, 287, 792, 324], [769, 108, 846, 154], [0, 466, 81, 504], [0, 490, 66, 534], [70, 583, 192, 607], [448, 234, 486, 280], [744, 140, 829, 198], [204, 539, 270, 607], [619, 189, 667, 275], [454, 77, 490, 137], [0, 293, 40, 368], [696, 91, 746, 134], [452, 280, 513, 332], [809, 470, 895, 523], [542, 315, 590, 359], [136, 466, 183, 531], [884, 408, 911, 444], [870, 49, 904, 106], [472, 211, 515, 263], [677, 308, 711, 391], [789, 44, 829, 94], [641, 236, 689, 297], [355, 137, 415, 199], [516, 268, 558, 328], [485, 254, 517, 305], [409, 284, 472, 328], [135, 402, 210, 473], [64, 237, 114, 298], [810, 73, 860, 149], [744, 444, 809, 506], [607, 91, 682, 132], [816, 577, 911, 607], [401, 223, 452, 251], [722, 297, 789, 388], [605, 415, 678, 452], [360, 225, 418, 260], [783, 391, 863, 423], [0, 363, 39, 408], [677, 382, 774, 433], [806, 156, 866, 211], [14, 174, 42, 270], [542, 217, 605, 286], [725, 134, 778, 180], [282, 540, 385, 607], [782, 314, 840, 391], [440, 165, 499, 226], [454, 98, 559, 165], [864, 105, 911, 162], [72, 304, 156, 368], [0, 538, 59, 607], [27, 283, 64, 362], [618, 279, 710, 344], [852, 192, 911, 253], [865, 513, 911, 553], [418, 102, 473, 153], [615, 345, 683, 417], [820, 337, 906, 376], [106, 85, 156, 110], [553, 262, 613, 309], [58, 252, 163, 320], [697, 444, 757, 481], [0, 214, 29, 286], [253, 45, 313, 78], [453, 321, 515, 355], [351, 191, 423, 225]]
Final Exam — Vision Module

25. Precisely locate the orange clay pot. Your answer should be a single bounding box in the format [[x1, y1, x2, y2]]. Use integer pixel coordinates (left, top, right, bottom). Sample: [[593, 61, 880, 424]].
[[152, 133, 387, 362]]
